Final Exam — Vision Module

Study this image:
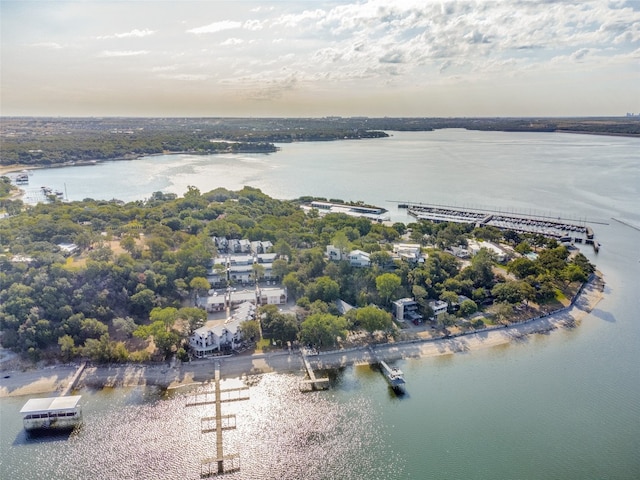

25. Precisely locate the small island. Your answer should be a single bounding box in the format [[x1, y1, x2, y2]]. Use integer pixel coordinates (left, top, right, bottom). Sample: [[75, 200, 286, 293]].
[[0, 184, 602, 395]]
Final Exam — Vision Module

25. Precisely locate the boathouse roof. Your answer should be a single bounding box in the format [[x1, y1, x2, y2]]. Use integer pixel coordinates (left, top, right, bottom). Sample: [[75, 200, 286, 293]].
[[20, 395, 82, 415]]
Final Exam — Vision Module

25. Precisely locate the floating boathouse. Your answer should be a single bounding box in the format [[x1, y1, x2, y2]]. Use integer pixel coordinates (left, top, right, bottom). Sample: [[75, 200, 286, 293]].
[[20, 395, 83, 431]]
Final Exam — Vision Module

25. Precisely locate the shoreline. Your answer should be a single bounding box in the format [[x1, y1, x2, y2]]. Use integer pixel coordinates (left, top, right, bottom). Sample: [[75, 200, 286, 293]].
[[0, 273, 605, 398]]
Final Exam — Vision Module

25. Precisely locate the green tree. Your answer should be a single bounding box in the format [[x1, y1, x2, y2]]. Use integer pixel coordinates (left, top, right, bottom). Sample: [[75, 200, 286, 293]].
[[356, 305, 393, 333], [299, 313, 347, 348], [58, 334, 76, 361], [306, 276, 340, 303], [239, 320, 261, 342], [458, 299, 478, 317], [189, 276, 211, 297], [375, 273, 401, 305]]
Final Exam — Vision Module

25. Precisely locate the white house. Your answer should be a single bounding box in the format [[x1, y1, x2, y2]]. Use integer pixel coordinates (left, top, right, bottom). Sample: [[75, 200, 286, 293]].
[[392, 243, 424, 262], [190, 302, 255, 357], [348, 249, 371, 267], [258, 287, 287, 305], [326, 245, 343, 261]]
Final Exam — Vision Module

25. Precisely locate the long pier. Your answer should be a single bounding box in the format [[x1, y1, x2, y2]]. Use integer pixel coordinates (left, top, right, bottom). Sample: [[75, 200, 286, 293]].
[[60, 362, 86, 397], [186, 363, 249, 477]]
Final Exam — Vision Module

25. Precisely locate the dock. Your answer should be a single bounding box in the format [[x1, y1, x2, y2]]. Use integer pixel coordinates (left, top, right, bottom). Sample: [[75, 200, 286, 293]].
[[186, 363, 249, 477], [19, 362, 86, 432], [300, 349, 330, 391], [393, 201, 603, 252]]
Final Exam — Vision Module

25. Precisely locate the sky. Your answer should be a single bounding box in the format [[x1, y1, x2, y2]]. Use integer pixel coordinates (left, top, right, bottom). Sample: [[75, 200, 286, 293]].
[[1, 0, 639, 117]]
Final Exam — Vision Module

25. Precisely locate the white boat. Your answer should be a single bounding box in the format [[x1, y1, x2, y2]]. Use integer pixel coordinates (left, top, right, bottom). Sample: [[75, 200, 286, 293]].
[[380, 361, 405, 388]]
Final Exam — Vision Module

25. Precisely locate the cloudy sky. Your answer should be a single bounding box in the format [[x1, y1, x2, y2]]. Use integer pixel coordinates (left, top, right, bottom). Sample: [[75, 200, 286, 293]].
[[1, 0, 639, 117]]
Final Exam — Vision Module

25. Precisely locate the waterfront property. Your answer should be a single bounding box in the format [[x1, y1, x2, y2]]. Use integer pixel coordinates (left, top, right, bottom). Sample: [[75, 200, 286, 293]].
[[392, 298, 423, 324], [190, 302, 256, 358], [19, 395, 82, 431]]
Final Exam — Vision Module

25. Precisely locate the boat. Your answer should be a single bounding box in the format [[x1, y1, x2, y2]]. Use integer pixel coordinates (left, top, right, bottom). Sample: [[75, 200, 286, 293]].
[[20, 395, 83, 432], [15, 173, 29, 185], [379, 361, 405, 388]]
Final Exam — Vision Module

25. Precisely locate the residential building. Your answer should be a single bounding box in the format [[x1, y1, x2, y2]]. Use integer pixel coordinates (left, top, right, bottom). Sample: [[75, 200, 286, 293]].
[[326, 245, 343, 261], [428, 300, 449, 320], [348, 249, 371, 267], [392, 298, 423, 324], [258, 287, 287, 305], [189, 302, 255, 358]]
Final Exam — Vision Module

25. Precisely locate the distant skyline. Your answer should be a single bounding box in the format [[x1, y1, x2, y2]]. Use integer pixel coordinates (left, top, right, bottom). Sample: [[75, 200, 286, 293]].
[[1, 0, 639, 117]]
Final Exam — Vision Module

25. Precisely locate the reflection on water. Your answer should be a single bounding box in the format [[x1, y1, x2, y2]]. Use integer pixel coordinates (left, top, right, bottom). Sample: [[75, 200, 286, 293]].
[[1, 374, 402, 480]]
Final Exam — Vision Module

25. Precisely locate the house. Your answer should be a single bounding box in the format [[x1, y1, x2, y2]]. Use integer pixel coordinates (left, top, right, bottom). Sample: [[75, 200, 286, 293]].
[[392, 298, 423, 324], [467, 240, 507, 263], [205, 293, 226, 312], [189, 302, 256, 357], [58, 243, 79, 255], [428, 300, 449, 320], [258, 287, 287, 305], [228, 289, 258, 308], [326, 245, 343, 261], [392, 243, 424, 262], [251, 240, 273, 254], [348, 249, 371, 267]]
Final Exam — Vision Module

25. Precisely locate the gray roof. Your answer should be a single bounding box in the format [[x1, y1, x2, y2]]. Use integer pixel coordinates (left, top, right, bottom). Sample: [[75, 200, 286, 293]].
[[20, 395, 82, 414]]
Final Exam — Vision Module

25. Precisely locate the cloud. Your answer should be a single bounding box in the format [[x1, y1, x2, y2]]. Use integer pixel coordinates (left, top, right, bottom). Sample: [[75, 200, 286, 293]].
[[187, 20, 242, 35], [221, 38, 245, 46], [98, 28, 155, 40], [30, 42, 63, 49], [99, 50, 149, 57]]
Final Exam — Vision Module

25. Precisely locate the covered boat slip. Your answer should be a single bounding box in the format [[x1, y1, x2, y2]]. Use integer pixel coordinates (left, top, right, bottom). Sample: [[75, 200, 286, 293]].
[[20, 395, 82, 431]]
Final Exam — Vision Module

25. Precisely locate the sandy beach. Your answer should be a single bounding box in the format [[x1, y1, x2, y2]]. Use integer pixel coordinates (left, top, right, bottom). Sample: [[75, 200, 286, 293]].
[[0, 274, 604, 398]]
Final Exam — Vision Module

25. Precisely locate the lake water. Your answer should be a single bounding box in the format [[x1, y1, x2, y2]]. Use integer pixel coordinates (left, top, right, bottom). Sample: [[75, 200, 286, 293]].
[[2, 130, 640, 479]]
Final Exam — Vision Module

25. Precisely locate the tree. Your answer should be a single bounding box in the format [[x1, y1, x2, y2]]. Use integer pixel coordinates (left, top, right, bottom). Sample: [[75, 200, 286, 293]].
[[58, 334, 76, 361], [177, 307, 207, 334], [149, 307, 179, 328], [331, 231, 351, 255], [189, 276, 210, 297], [375, 273, 401, 305], [238, 320, 261, 342], [508, 257, 539, 279], [299, 313, 347, 348], [120, 235, 137, 256], [356, 305, 393, 333], [306, 276, 340, 303], [439, 290, 459, 309], [283, 272, 304, 299], [134, 320, 179, 359], [459, 299, 478, 317]]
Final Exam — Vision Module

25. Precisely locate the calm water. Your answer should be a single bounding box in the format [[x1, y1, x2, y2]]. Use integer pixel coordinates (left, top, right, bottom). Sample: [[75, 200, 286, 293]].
[[2, 130, 639, 479]]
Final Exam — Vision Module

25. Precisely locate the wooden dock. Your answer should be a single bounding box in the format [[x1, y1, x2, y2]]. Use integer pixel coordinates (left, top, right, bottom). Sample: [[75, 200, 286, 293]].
[[300, 350, 330, 391], [186, 363, 249, 477], [60, 362, 86, 397]]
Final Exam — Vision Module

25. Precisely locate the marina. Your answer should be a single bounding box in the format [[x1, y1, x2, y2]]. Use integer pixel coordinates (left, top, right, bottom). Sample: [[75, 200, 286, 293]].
[[397, 201, 601, 248]]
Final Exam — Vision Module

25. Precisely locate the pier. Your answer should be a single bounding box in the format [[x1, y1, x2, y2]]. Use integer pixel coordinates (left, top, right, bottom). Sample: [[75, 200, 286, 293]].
[[300, 349, 330, 391], [60, 362, 86, 396], [186, 363, 249, 477], [393, 201, 602, 249]]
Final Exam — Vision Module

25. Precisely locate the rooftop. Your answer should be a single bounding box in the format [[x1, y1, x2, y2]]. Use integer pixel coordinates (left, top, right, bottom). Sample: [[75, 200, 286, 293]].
[[20, 395, 82, 415]]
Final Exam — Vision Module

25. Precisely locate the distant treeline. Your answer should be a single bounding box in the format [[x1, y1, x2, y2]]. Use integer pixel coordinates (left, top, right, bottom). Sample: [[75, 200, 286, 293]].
[[1, 116, 638, 166]]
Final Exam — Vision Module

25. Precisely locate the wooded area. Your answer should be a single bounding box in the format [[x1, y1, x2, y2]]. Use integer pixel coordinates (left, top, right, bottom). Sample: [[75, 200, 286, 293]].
[[0, 185, 594, 363]]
